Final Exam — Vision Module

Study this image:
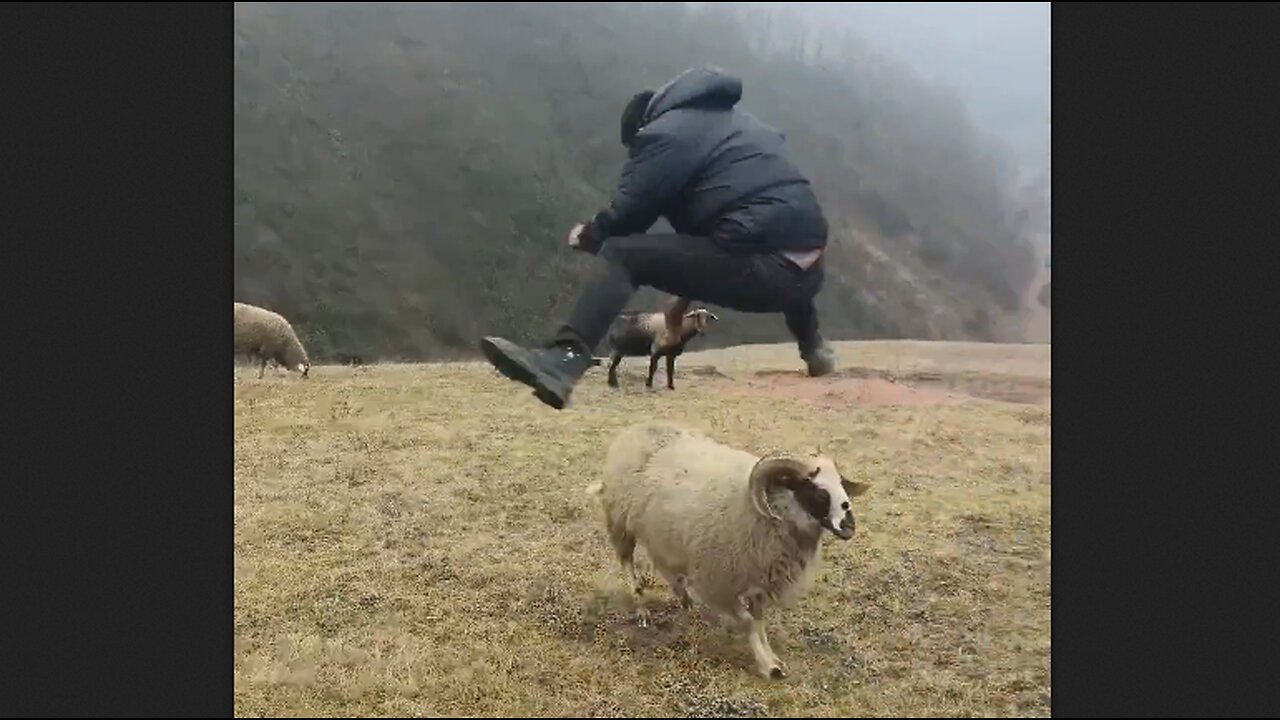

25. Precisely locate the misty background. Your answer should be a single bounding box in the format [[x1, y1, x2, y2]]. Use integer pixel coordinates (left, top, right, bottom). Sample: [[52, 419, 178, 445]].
[[233, 2, 1051, 362]]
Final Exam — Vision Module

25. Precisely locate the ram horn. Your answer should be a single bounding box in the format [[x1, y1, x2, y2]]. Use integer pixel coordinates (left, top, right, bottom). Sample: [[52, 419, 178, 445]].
[[747, 455, 813, 521]]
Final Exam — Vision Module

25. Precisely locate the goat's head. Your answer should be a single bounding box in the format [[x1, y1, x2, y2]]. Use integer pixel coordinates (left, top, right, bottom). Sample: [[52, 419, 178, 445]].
[[683, 308, 720, 334], [747, 453, 869, 540]]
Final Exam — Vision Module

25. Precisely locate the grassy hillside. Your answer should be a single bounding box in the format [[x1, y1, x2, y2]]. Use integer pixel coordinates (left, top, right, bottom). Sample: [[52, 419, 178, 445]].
[[233, 340, 1051, 716], [234, 2, 1040, 362]]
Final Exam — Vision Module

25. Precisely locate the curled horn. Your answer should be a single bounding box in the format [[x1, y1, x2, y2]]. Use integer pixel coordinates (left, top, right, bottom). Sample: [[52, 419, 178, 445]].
[[748, 455, 813, 521]]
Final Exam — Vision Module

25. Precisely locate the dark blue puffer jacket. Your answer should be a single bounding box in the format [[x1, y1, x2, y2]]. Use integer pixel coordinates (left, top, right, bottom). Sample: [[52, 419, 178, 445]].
[[584, 66, 828, 254]]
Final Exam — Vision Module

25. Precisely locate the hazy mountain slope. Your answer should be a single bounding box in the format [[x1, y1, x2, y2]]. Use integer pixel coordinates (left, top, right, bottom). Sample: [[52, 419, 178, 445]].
[[234, 2, 1038, 361]]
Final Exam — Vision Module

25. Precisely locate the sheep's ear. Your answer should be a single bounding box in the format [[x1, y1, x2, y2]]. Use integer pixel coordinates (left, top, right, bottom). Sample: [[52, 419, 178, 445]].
[[841, 476, 870, 497]]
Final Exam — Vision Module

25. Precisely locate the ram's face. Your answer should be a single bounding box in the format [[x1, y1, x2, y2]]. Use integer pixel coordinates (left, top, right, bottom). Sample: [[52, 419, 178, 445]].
[[790, 457, 870, 540]]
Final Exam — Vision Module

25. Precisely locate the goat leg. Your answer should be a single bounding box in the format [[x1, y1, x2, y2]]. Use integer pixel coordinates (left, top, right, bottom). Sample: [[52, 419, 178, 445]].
[[607, 351, 623, 388], [674, 574, 693, 609]]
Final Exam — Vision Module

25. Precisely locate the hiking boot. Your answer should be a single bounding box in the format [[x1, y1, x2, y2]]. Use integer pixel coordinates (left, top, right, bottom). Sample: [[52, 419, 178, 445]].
[[801, 340, 837, 377], [479, 336, 594, 410]]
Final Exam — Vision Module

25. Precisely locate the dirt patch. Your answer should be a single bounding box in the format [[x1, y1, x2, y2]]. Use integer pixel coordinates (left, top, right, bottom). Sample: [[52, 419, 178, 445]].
[[684, 364, 731, 379], [886, 370, 1050, 405], [741, 372, 967, 408], [744, 367, 1050, 408]]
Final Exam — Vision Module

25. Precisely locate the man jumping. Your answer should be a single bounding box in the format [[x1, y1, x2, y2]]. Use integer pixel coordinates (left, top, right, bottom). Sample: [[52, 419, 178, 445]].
[[480, 66, 837, 409]]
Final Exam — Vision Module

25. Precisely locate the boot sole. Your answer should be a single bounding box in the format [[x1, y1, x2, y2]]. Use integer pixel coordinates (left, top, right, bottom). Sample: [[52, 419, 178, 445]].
[[480, 337, 538, 387], [807, 361, 837, 377], [533, 384, 569, 410], [805, 353, 837, 377], [480, 337, 572, 410]]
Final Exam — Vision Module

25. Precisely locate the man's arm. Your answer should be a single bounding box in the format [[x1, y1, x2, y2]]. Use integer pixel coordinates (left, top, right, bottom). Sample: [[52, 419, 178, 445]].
[[576, 123, 697, 253]]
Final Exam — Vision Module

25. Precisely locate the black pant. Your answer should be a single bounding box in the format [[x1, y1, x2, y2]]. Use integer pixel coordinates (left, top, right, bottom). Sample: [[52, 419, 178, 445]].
[[556, 233, 825, 355]]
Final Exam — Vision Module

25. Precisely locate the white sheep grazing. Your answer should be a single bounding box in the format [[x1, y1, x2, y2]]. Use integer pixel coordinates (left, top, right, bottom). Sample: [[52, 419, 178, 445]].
[[233, 302, 311, 379], [587, 421, 870, 679]]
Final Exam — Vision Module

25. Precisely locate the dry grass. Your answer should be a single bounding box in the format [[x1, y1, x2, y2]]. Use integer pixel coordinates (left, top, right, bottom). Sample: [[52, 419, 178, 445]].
[[234, 340, 1050, 717]]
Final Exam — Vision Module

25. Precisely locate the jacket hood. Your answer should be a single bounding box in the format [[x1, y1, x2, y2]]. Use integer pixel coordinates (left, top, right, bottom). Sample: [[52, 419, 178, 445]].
[[644, 66, 743, 122]]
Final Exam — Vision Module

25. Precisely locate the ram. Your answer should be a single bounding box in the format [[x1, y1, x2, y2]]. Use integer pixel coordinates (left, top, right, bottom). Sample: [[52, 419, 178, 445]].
[[587, 421, 870, 679]]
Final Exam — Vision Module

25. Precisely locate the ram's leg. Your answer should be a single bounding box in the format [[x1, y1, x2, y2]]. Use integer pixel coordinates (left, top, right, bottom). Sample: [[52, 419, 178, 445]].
[[608, 521, 649, 627], [737, 593, 786, 679], [654, 564, 693, 610], [743, 592, 784, 672], [666, 354, 677, 390], [258, 356, 267, 379], [646, 354, 660, 388], [608, 527, 640, 595], [755, 620, 785, 678]]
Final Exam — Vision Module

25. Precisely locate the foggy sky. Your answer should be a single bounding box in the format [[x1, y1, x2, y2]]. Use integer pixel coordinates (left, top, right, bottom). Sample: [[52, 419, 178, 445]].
[[757, 2, 1050, 177]]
